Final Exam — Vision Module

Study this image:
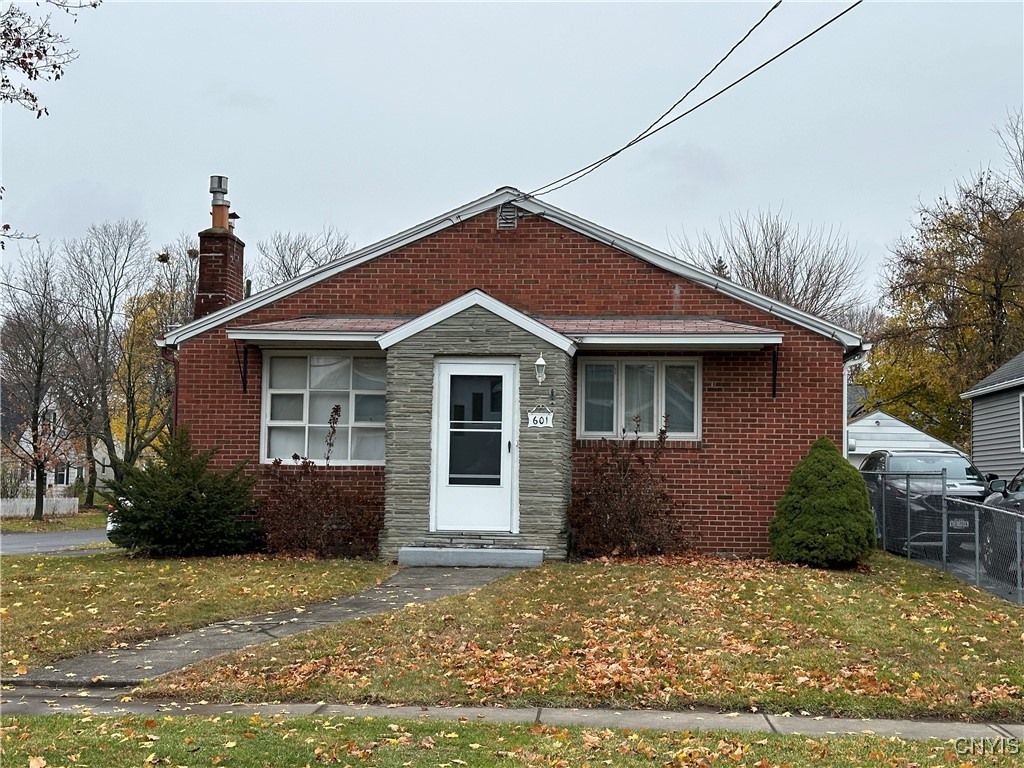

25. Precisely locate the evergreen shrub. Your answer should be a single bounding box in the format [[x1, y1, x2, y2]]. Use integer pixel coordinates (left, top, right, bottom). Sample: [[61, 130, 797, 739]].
[[104, 428, 260, 557], [769, 436, 875, 569]]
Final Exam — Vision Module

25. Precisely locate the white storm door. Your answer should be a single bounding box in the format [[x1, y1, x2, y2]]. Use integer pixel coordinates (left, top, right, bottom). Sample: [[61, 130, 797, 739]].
[[433, 360, 517, 532]]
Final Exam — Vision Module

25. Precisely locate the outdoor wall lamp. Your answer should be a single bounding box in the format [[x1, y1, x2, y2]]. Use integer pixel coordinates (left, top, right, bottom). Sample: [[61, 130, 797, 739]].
[[534, 354, 547, 385]]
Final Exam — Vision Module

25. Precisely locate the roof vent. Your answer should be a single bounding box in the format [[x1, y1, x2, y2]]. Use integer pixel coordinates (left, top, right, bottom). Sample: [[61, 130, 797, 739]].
[[496, 202, 518, 230]]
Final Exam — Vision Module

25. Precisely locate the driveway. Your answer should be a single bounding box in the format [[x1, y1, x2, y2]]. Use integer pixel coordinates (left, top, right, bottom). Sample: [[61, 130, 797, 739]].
[[0, 528, 109, 555]]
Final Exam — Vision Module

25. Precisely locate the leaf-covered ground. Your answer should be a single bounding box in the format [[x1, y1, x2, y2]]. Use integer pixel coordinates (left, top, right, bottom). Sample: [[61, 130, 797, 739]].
[[150, 554, 1024, 721], [3, 714, 1020, 768], [1, 553, 395, 674]]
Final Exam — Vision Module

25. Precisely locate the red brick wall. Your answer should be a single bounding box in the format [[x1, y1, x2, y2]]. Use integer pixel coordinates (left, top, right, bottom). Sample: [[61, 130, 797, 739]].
[[572, 346, 842, 556], [176, 210, 845, 556]]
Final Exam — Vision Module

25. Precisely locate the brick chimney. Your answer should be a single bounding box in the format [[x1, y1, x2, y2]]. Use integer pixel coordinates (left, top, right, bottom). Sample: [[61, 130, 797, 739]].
[[194, 175, 245, 319]]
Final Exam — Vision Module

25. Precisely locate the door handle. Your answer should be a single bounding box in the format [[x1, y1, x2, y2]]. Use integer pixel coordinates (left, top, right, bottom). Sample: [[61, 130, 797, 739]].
[[508, 440, 512, 453]]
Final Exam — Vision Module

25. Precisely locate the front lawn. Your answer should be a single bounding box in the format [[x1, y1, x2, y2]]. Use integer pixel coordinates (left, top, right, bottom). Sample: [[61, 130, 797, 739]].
[[4, 714, 1020, 768], [0, 553, 395, 674], [0, 509, 108, 533], [150, 553, 1024, 721]]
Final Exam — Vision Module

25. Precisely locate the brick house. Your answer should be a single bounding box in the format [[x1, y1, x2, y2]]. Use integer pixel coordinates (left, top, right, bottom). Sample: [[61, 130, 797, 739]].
[[161, 179, 865, 565]]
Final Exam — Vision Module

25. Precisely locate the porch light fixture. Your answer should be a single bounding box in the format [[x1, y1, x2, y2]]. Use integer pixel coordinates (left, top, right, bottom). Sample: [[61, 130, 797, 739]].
[[534, 354, 547, 385]]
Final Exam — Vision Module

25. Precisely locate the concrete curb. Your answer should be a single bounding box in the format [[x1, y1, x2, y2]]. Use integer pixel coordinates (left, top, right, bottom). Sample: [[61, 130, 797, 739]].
[[1, 686, 1021, 741]]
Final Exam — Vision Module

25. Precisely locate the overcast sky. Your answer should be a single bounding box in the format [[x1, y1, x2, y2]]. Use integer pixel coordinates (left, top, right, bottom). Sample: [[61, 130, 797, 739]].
[[4, 1, 1022, 301]]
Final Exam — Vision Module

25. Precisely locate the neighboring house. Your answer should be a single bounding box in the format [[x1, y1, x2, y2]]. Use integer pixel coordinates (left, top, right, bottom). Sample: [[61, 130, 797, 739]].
[[846, 410, 963, 469], [961, 349, 1024, 479], [160, 180, 865, 564], [0, 377, 115, 498]]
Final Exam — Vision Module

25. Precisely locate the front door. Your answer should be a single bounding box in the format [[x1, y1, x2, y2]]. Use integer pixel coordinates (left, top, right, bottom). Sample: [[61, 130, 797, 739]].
[[433, 360, 518, 532]]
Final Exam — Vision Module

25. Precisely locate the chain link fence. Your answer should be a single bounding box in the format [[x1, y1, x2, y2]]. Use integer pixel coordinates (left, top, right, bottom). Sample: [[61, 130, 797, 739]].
[[862, 470, 1024, 605]]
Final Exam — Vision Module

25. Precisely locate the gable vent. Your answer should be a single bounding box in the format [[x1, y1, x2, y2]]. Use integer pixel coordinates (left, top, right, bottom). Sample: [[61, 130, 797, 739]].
[[496, 202, 518, 230]]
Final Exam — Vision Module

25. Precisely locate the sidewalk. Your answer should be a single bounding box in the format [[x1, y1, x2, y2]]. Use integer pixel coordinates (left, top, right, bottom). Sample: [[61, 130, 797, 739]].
[[3, 566, 1022, 742], [2, 686, 1021, 742]]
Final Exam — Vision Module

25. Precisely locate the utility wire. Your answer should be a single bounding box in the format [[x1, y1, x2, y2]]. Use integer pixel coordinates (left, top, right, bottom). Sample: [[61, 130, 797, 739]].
[[528, 0, 782, 199], [522, 0, 863, 201]]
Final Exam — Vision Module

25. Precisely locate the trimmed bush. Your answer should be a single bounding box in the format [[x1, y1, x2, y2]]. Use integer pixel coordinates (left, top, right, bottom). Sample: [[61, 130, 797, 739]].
[[569, 424, 678, 558], [256, 405, 383, 558], [769, 436, 875, 569], [256, 456, 383, 559], [104, 428, 260, 557]]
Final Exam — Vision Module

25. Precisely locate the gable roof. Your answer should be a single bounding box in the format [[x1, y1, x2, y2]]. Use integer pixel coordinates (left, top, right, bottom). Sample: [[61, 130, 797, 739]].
[[960, 348, 1024, 399], [160, 187, 864, 352], [847, 410, 963, 456], [377, 290, 577, 353]]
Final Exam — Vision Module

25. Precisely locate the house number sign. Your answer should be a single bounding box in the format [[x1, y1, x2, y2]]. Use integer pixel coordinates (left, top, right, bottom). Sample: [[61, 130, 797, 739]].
[[527, 406, 554, 428]]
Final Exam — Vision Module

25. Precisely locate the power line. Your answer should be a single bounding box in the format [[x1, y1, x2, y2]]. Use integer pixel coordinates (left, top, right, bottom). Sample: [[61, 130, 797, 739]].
[[528, 0, 782, 199], [0, 279, 132, 319], [522, 0, 863, 200]]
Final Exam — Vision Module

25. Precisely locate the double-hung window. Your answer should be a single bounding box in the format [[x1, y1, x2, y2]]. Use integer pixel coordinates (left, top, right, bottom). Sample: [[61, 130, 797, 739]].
[[578, 357, 701, 439], [264, 353, 386, 464]]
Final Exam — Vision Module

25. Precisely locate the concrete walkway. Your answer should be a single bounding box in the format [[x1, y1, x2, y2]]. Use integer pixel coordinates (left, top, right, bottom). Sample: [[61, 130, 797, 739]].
[[9, 567, 512, 687], [3, 565, 1022, 743]]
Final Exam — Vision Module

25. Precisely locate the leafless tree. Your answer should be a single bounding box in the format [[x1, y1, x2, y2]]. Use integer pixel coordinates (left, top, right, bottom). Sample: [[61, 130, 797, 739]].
[[252, 225, 353, 290], [61, 219, 154, 480], [0, 242, 72, 518], [154, 232, 200, 330], [674, 208, 867, 325], [996, 107, 1024, 195], [1, 1, 101, 249], [0, 0, 100, 117]]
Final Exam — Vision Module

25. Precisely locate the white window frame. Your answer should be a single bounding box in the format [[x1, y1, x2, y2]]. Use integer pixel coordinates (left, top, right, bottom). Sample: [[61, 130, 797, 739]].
[[261, 350, 387, 466], [576, 357, 702, 440]]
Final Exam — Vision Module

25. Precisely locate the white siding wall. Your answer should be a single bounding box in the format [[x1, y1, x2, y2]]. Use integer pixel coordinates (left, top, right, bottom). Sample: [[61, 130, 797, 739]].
[[971, 389, 1024, 479]]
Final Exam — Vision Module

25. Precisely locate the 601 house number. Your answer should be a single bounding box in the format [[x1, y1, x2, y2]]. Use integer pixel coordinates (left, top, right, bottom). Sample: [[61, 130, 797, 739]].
[[528, 411, 553, 428]]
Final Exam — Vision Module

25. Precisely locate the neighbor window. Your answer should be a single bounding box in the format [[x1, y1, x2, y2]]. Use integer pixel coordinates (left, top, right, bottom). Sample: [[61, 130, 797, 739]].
[[577, 358, 701, 439], [263, 353, 386, 464]]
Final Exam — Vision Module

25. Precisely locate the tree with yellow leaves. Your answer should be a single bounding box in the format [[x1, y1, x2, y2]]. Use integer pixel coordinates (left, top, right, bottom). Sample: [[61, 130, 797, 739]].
[[858, 110, 1024, 448]]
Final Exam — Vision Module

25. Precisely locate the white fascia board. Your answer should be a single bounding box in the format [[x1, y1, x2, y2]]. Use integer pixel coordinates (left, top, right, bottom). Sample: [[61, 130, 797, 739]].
[[378, 289, 577, 354], [161, 188, 523, 347], [162, 186, 863, 354], [960, 376, 1024, 400], [513, 197, 863, 352], [225, 328, 382, 347], [573, 333, 784, 349]]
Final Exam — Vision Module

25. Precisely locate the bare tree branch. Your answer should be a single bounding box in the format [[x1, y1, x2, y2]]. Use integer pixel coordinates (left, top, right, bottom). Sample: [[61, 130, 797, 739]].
[[0, 242, 72, 517], [252, 225, 353, 290], [673, 208, 866, 324]]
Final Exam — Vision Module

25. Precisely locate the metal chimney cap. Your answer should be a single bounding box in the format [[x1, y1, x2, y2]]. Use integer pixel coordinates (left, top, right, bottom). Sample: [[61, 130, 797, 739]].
[[209, 175, 229, 195]]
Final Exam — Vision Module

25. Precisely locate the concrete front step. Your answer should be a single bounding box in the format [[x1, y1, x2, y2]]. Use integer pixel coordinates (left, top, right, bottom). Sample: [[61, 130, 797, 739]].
[[398, 546, 543, 567]]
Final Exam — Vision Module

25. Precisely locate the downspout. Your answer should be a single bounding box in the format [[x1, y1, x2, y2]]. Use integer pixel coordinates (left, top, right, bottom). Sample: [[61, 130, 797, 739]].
[[841, 344, 870, 459]]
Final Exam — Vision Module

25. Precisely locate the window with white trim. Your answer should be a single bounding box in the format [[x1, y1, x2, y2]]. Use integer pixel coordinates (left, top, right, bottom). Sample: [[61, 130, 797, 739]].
[[577, 357, 701, 439], [263, 353, 386, 464]]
